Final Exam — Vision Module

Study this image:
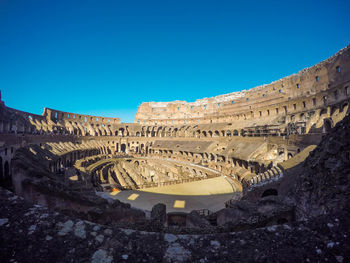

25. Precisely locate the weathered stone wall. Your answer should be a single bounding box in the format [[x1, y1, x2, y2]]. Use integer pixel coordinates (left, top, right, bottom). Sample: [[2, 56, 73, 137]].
[[135, 45, 350, 126], [43, 107, 121, 124]]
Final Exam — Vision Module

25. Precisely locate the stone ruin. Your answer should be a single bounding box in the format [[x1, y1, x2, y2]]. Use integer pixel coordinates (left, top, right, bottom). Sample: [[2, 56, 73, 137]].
[[0, 45, 350, 262]]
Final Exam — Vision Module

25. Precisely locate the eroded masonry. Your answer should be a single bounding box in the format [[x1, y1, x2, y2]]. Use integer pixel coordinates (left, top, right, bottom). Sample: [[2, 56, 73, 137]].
[[0, 46, 350, 262]]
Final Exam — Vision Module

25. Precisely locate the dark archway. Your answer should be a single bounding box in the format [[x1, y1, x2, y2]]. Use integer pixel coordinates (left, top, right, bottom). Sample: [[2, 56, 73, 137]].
[[115, 143, 119, 152], [320, 108, 327, 116], [261, 188, 278, 197], [0, 157, 3, 184], [120, 144, 126, 153], [3, 161, 11, 189], [323, 118, 333, 133], [210, 153, 215, 161], [277, 218, 288, 224]]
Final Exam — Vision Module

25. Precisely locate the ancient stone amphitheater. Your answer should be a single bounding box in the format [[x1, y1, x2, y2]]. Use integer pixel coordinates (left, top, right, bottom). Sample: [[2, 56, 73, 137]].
[[1, 46, 350, 262]]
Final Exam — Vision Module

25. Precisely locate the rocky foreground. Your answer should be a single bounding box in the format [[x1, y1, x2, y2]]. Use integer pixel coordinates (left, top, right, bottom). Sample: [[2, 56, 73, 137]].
[[0, 187, 349, 263]]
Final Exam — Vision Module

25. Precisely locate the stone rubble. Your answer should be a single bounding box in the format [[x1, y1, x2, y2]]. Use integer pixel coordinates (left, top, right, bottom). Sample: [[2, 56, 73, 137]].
[[0, 187, 349, 262]]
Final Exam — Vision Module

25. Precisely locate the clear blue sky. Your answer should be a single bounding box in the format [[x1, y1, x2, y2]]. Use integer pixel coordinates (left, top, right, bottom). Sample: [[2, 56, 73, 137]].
[[0, 0, 349, 122]]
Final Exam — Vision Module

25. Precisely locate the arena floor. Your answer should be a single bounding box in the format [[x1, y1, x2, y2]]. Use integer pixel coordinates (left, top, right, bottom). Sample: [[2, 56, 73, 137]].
[[99, 176, 236, 212]]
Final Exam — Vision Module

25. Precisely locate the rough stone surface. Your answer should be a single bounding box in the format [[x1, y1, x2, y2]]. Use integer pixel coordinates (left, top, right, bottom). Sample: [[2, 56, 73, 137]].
[[294, 114, 350, 221], [1, 187, 349, 262], [216, 196, 293, 230], [186, 211, 211, 228], [151, 203, 167, 224]]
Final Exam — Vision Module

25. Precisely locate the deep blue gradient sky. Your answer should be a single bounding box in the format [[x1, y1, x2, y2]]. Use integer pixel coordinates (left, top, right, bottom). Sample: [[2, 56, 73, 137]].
[[0, 0, 349, 122]]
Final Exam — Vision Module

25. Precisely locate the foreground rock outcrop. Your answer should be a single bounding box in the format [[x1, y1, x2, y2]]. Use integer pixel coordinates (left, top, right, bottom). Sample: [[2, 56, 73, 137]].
[[0, 187, 349, 262], [294, 114, 350, 220], [217, 196, 294, 231]]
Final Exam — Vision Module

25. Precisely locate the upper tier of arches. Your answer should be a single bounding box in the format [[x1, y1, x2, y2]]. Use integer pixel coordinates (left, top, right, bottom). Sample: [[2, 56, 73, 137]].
[[135, 45, 350, 125]]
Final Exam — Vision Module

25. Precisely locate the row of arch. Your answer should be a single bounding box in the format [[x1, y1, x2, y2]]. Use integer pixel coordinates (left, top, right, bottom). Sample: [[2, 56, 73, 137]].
[[1, 102, 348, 140], [135, 103, 349, 138], [139, 85, 350, 125]]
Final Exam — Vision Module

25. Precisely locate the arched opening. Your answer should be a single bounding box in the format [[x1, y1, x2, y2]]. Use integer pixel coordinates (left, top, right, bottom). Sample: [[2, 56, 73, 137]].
[[320, 108, 327, 116], [3, 161, 11, 189], [323, 118, 333, 134], [173, 128, 178, 137], [194, 130, 200, 138], [261, 188, 278, 197], [115, 143, 119, 152], [210, 153, 215, 161], [341, 102, 349, 113], [330, 106, 338, 116], [0, 157, 3, 185], [242, 160, 248, 169], [120, 144, 126, 153], [277, 218, 288, 224]]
